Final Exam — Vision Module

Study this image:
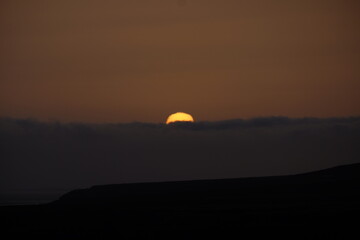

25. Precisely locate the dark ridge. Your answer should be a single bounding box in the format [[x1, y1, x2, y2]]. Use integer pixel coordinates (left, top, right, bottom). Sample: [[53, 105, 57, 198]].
[[2, 163, 360, 239], [54, 163, 360, 205]]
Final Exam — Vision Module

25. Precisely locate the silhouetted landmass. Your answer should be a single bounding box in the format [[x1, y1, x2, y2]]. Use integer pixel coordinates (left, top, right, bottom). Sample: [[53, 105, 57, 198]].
[[1, 163, 360, 239]]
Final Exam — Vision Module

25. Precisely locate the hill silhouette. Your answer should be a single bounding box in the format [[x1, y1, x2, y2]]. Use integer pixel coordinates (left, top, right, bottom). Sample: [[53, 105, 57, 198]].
[[1, 163, 360, 239]]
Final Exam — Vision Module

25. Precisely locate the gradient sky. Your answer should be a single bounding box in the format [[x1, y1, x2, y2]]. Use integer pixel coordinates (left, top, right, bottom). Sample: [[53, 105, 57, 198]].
[[1, 0, 359, 123]]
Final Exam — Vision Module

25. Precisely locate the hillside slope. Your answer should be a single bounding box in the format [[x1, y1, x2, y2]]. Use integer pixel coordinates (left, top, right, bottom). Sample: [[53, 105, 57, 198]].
[[2, 163, 360, 239]]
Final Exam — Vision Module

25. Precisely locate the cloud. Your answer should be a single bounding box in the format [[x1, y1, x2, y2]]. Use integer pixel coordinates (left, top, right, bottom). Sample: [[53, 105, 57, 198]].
[[1, 117, 360, 193]]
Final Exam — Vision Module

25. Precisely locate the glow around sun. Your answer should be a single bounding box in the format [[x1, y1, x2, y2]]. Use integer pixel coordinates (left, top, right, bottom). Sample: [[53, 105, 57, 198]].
[[166, 112, 195, 124]]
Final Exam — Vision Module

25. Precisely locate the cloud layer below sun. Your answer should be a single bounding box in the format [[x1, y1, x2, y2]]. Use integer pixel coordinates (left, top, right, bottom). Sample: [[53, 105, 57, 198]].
[[1, 117, 359, 193]]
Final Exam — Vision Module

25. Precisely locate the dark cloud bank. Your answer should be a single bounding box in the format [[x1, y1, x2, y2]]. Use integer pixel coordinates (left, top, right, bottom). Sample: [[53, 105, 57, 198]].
[[1, 117, 360, 200]]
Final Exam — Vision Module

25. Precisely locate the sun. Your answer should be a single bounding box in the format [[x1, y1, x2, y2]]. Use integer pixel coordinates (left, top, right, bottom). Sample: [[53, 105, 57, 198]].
[[166, 112, 195, 124]]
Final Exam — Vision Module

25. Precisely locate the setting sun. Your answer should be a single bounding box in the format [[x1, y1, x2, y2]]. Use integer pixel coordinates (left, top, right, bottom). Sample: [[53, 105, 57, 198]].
[[166, 112, 194, 124]]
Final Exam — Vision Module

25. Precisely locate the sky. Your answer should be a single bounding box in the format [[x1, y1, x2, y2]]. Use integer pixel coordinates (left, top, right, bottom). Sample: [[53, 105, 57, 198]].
[[1, 0, 360, 123]]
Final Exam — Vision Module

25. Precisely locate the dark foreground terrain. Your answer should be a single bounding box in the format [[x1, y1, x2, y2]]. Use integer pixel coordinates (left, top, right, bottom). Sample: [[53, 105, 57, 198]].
[[1, 163, 360, 239]]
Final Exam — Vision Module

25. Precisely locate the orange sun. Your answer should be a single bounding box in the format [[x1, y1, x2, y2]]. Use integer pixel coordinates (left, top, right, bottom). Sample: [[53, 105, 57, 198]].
[[166, 112, 195, 124]]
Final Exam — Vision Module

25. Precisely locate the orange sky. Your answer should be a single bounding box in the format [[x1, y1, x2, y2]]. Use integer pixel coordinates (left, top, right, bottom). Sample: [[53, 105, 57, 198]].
[[1, 0, 359, 123]]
